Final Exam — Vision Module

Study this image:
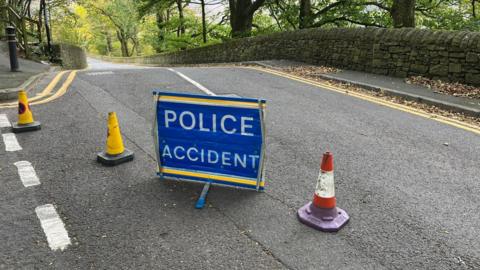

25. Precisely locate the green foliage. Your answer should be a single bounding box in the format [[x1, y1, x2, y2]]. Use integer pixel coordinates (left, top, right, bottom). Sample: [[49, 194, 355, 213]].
[[265, 0, 299, 31], [416, 0, 480, 31], [50, 0, 230, 56], [48, 0, 480, 57], [252, 10, 281, 35], [50, 4, 93, 47]]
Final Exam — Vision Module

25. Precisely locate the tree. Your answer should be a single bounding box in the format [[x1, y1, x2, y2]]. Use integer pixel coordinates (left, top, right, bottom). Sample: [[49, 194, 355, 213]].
[[0, 0, 7, 38], [300, 0, 415, 28], [87, 0, 140, 57], [46, 0, 480, 57], [299, 1, 386, 28], [138, 0, 173, 52], [299, 0, 312, 29], [228, 0, 266, 37], [175, 0, 185, 36], [266, 0, 298, 30], [415, 0, 480, 31], [138, 0, 187, 38], [200, 0, 207, 42], [391, 0, 416, 27], [39, 0, 52, 53]]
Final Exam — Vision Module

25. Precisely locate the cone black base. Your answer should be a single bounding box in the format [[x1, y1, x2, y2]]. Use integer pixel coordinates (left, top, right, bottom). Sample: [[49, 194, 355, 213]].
[[97, 149, 134, 166], [12, 121, 41, 133]]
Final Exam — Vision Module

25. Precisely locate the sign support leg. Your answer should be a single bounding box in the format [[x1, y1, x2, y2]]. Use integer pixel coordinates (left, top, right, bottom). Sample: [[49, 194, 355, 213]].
[[195, 181, 212, 209], [152, 94, 163, 178]]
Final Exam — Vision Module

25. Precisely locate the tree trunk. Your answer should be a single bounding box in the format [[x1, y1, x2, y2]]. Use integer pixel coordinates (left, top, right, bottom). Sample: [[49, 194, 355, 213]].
[[473, 0, 477, 18], [155, 10, 165, 53], [391, 0, 416, 28], [123, 39, 129, 57], [200, 0, 207, 43], [37, 1, 43, 43], [229, 0, 254, 38], [117, 30, 129, 57], [299, 0, 313, 29], [105, 32, 113, 55], [0, 0, 6, 38], [41, 0, 52, 54], [176, 0, 185, 36], [132, 37, 140, 56], [231, 15, 253, 38]]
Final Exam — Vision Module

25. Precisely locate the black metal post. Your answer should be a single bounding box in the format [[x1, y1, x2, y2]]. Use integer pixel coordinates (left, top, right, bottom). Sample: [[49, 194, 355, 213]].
[[5, 26, 19, 72]]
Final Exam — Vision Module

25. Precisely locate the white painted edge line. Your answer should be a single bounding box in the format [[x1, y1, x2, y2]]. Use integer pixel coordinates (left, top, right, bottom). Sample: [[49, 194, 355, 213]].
[[167, 68, 217, 96], [35, 204, 71, 251], [0, 114, 11, 128], [14, 161, 41, 187], [2, 133, 22, 152]]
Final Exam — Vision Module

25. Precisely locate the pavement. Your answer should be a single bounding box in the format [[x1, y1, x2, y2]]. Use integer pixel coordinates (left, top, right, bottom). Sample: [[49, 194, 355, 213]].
[[0, 41, 51, 100], [0, 57, 479, 269], [254, 60, 480, 117]]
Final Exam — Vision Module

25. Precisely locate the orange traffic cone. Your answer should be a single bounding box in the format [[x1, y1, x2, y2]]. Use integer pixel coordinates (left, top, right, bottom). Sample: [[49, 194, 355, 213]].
[[297, 152, 349, 232], [97, 112, 134, 166], [12, 90, 41, 133]]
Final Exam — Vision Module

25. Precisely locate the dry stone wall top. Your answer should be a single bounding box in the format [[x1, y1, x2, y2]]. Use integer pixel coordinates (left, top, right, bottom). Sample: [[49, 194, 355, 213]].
[[98, 28, 480, 85]]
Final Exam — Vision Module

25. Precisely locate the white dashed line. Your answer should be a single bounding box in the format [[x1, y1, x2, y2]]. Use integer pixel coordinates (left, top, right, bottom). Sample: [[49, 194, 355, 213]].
[[2, 133, 22, 151], [35, 204, 71, 251], [14, 161, 40, 187], [0, 114, 11, 128], [167, 68, 216, 96]]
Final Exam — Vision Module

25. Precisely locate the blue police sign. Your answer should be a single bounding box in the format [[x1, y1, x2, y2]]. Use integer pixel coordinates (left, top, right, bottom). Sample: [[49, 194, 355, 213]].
[[153, 91, 266, 190]]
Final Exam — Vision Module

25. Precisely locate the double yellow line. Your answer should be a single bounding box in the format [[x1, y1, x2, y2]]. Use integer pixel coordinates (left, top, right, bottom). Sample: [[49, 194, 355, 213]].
[[0, 70, 77, 108], [246, 66, 480, 135]]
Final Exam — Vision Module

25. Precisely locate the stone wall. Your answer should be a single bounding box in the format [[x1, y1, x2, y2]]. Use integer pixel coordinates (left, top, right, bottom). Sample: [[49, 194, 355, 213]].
[[96, 28, 480, 85], [52, 43, 87, 70]]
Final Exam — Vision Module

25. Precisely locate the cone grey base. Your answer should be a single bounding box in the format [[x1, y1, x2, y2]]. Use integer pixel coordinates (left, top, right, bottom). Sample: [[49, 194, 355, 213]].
[[12, 121, 41, 133], [97, 149, 134, 166], [297, 202, 349, 232]]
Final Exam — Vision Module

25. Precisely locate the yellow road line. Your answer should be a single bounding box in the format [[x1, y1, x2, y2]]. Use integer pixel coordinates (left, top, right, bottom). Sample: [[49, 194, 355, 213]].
[[32, 71, 77, 105], [0, 71, 68, 106], [0, 71, 77, 108], [245, 66, 480, 135], [33, 71, 68, 100]]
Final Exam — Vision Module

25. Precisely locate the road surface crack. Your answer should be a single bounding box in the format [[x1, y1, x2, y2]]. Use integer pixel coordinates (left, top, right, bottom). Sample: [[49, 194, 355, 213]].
[[209, 203, 294, 270]]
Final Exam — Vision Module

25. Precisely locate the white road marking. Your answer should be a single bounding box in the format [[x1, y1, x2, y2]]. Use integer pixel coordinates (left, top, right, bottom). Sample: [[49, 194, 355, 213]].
[[2, 133, 22, 151], [0, 114, 11, 128], [86, 71, 114, 76], [35, 204, 71, 251], [14, 161, 40, 187], [167, 68, 216, 96]]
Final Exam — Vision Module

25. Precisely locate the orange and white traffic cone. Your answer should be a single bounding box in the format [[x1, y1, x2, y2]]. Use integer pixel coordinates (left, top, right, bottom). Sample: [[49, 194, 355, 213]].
[[297, 152, 349, 232], [12, 90, 41, 133]]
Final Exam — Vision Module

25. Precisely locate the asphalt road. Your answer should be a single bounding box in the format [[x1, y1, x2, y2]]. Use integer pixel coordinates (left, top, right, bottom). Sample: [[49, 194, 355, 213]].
[[0, 58, 479, 269]]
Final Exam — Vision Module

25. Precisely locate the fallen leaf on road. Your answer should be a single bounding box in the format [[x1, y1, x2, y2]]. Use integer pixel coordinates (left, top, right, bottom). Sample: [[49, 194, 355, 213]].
[[406, 76, 480, 99], [264, 65, 480, 129]]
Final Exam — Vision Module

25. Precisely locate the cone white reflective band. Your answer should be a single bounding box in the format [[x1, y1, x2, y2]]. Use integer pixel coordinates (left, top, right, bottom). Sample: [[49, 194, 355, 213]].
[[315, 171, 335, 198]]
